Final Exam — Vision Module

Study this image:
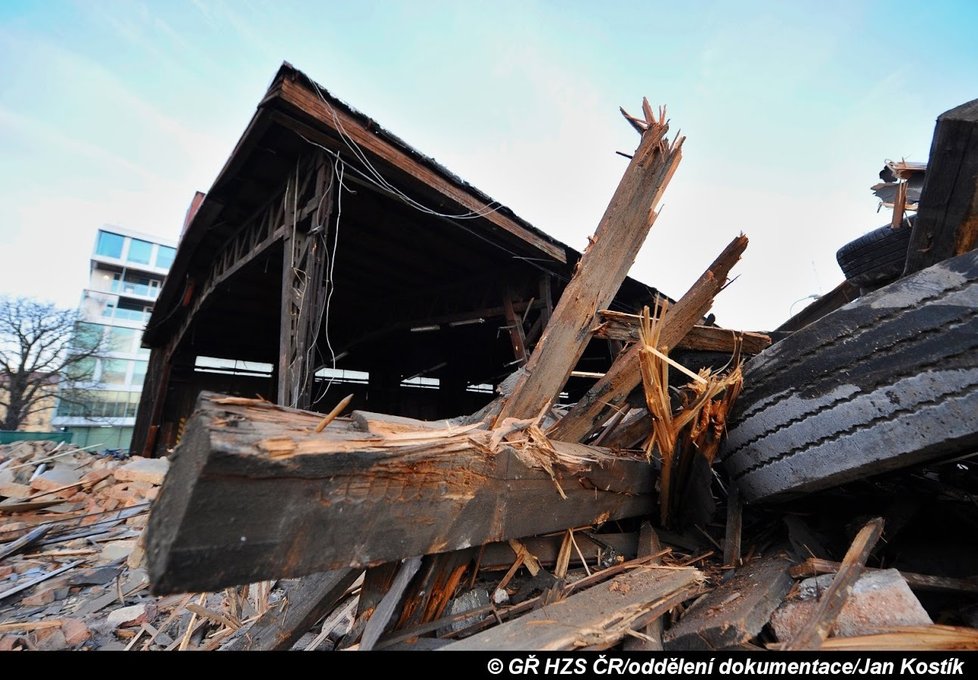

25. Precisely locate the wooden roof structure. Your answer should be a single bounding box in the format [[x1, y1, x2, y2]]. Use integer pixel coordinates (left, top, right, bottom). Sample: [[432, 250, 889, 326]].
[[131, 63, 663, 456]]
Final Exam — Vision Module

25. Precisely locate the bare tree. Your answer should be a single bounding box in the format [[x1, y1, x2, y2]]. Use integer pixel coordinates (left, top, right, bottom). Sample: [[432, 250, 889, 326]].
[[0, 296, 102, 431]]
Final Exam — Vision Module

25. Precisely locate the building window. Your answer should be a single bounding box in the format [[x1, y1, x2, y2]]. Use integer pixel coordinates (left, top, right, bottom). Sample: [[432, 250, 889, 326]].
[[127, 238, 153, 265], [131, 360, 148, 387], [155, 245, 176, 269], [95, 231, 124, 259], [73, 322, 104, 352], [64, 356, 97, 382], [107, 327, 138, 354], [100, 359, 130, 385]]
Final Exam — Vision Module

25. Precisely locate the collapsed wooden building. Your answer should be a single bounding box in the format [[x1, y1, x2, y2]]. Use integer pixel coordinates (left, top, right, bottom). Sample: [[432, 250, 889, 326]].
[[132, 63, 684, 457]]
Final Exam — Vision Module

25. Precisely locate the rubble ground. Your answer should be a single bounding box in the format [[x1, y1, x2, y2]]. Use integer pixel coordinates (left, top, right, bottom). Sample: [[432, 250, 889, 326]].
[[3, 439, 978, 651]]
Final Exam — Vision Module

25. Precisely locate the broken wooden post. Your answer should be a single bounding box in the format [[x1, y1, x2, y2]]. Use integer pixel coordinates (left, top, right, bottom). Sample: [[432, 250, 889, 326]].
[[360, 556, 423, 651], [551, 234, 748, 443], [723, 484, 742, 568], [146, 393, 654, 593], [904, 99, 978, 276], [622, 522, 665, 651], [495, 103, 683, 425], [784, 517, 885, 650]]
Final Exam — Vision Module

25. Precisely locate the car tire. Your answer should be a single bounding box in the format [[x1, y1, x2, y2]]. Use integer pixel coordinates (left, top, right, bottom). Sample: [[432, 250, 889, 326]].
[[836, 223, 912, 286], [721, 249, 978, 503]]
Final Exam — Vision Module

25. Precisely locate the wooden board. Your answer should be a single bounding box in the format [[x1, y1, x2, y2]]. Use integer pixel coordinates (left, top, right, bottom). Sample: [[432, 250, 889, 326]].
[[146, 392, 655, 594], [442, 565, 702, 650]]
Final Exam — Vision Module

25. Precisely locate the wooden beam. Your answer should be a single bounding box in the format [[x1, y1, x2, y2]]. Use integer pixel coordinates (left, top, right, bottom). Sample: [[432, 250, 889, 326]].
[[226, 569, 359, 650], [502, 289, 528, 365], [551, 234, 747, 443], [146, 393, 655, 594], [442, 566, 702, 650], [273, 76, 567, 264], [495, 107, 683, 424], [594, 313, 771, 355], [904, 99, 978, 275], [784, 517, 884, 650], [663, 554, 794, 651], [775, 279, 860, 334], [790, 558, 978, 595]]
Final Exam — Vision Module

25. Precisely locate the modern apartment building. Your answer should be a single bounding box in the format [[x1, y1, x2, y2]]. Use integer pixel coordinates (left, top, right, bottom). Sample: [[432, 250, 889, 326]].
[[52, 226, 176, 450]]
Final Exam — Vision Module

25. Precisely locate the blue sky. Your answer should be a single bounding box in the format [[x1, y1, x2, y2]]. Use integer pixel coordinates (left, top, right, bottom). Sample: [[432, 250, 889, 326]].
[[1, 1, 976, 330]]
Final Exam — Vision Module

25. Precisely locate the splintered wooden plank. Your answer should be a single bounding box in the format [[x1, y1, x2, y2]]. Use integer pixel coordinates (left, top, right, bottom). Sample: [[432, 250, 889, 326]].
[[904, 98, 978, 275], [495, 107, 683, 424], [552, 234, 748, 443], [442, 566, 703, 651], [227, 569, 359, 651], [147, 392, 654, 594], [663, 554, 794, 651], [785, 518, 885, 651]]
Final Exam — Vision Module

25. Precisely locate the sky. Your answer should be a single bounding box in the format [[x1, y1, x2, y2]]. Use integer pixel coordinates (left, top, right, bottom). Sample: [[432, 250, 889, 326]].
[[0, 0, 976, 331]]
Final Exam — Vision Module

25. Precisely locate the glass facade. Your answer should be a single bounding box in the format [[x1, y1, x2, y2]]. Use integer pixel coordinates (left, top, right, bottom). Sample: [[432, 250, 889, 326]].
[[54, 228, 175, 452]]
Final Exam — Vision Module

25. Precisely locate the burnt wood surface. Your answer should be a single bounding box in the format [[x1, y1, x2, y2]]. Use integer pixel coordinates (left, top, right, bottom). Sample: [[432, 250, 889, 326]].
[[904, 99, 978, 275], [663, 554, 794, 651]]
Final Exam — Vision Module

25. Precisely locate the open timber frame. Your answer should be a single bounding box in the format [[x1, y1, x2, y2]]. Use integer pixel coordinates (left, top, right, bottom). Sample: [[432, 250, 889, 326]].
[[132, 63, 668, 456]]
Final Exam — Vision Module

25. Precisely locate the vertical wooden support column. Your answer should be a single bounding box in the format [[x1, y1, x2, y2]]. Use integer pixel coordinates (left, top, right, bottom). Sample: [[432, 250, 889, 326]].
[[278, 155, 335, 409], [131, 345, 172, 457], [502, 289, 528, 365]]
